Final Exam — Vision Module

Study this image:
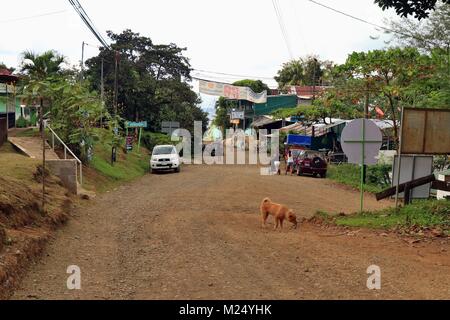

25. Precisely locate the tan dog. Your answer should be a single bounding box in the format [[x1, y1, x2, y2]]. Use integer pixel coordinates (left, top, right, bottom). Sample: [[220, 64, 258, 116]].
[[260, 198, 298, 230]]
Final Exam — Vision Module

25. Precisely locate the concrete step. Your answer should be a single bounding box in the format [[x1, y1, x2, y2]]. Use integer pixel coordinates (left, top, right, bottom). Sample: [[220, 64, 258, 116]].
[[8, 137, 60, 160]]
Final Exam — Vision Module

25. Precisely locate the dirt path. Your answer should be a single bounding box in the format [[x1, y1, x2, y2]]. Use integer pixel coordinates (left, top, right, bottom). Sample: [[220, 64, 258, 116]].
[[12, 165, 450, 300]]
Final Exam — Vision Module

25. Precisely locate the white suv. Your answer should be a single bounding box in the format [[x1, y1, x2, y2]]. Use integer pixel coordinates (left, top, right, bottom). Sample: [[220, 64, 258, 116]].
[[150, 145, 181, 173]]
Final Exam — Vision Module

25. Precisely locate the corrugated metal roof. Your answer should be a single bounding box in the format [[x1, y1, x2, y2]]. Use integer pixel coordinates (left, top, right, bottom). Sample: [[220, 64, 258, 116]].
[[281, 120, 347, 137]]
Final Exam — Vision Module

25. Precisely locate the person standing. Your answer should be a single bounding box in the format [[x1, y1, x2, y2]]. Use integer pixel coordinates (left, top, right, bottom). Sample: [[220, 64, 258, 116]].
[[286, 150, 294, 175]]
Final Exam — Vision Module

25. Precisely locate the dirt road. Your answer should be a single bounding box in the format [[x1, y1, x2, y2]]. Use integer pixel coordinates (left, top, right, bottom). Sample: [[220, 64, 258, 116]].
[[12, 165, 450, 300]]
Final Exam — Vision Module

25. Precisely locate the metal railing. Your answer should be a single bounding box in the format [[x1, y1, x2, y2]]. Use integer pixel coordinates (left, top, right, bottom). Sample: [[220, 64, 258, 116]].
[[46, 125, 83, 186]]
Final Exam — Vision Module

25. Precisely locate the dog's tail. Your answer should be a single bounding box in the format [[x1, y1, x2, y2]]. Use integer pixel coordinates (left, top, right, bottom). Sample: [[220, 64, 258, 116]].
[[262, 197, 271, 204]]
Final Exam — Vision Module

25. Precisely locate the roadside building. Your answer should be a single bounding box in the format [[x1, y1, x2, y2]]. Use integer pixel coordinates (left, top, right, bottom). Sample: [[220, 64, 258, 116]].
[[279, 118, 395, 153], [228, 94, 298, 132], [0, 69, 19, 146], [288, 85, 331, 105], [280, 119, 347, 152]]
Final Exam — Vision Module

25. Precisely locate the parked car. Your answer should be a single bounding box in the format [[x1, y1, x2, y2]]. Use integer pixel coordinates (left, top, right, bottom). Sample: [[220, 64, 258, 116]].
[[296, 150, 328, 178], [150, 145, 181, 173]]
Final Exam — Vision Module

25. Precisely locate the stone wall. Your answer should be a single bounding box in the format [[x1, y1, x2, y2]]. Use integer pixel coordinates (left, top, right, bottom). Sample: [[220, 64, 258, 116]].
[[46, 159, 78, 194]]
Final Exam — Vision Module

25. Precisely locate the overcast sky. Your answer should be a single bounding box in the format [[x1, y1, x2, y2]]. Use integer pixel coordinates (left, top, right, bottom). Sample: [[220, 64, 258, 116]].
[[0, 0, 398, 115]]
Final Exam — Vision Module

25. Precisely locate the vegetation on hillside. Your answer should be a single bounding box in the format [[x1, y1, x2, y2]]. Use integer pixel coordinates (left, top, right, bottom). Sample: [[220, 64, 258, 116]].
[[321, 200, 450, 235], [85, 29, 208, 134], [327, 164, 391, 194]]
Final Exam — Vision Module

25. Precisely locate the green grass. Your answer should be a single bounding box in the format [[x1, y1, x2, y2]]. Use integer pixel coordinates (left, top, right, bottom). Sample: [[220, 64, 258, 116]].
[[327, 164, 390, 194], [0, 142, 40, 183], [85, 129, 149, 192], [333, 200, 450, 231], [13, 128, 40, 137]]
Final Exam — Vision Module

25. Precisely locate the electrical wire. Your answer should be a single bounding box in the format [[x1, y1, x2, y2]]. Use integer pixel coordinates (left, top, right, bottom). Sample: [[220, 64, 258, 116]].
[[193, 69, 276, 81], [272, 0, 295, 60], [0, 9, 67, 23], [68, 0, 110, 49], [306, 0, 441, 48], [291, 0, 309, 54]]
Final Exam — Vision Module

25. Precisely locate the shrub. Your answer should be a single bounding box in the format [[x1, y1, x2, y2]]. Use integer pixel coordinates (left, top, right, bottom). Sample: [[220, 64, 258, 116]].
[[142, 132, 174, 153], [15, 116, 29, 128], [327, 163, 392, 193]]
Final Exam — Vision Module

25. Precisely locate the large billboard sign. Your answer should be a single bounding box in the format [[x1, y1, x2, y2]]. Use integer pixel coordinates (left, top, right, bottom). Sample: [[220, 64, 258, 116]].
[[401, 108, 450, 155], [199, 80, 267, 104]]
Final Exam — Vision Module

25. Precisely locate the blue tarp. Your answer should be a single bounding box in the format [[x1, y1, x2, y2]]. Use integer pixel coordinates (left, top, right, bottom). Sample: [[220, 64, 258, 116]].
[[287, 134, 312, 146]]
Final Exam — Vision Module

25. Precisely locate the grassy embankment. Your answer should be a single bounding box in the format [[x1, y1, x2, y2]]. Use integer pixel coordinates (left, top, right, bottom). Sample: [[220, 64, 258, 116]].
[[84, 129, 149, 192], [326, 163, 391, 194], [324, 164, 449, 235], [12, 128, 157, 193], [316, 201, 450, 235]]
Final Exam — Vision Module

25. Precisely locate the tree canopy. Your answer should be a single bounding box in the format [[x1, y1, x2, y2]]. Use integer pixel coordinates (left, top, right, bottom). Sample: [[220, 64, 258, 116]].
[[20, 50, 66, 80], [375, 0, 450, 19], [232, 79, 269, 93], [275, 56, 333, 92], [85, 29, 208, 134], [0, 62, 14, 73], [387, 2, 450, 51]]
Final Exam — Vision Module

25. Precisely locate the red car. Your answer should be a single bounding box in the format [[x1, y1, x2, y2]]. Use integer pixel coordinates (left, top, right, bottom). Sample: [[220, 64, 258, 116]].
[[296, 150, 328, 178]]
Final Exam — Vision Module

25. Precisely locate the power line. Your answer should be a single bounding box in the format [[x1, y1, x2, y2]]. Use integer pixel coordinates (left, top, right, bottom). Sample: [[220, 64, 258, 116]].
[[272, 0, 295, 60], [291, 0, 309, 54], [193, 69, 276, 81], [306, 0, 441, 48], [0, 9, 67, 23], [68, 0, 110, 49]]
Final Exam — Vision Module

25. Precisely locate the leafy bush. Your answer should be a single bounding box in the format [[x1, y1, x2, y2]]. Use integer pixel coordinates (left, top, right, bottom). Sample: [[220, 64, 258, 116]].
[[15, 116, 29, 128], [29, 112, 37, 127], [21, 77, 108, 162], [327, 163, 392, 193], [367, 164, 391, 187], [142, 132, 174, 153]]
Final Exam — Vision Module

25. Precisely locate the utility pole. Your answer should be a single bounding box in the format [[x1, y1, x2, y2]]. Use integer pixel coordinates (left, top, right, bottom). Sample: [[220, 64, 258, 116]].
[[363, 84, 370, 184], [114, 51, 119, 116], [80, 41, 85, 83], [39, 101, 46, 214], [100, 58, 104, 127], [312, 58, 318, 102]]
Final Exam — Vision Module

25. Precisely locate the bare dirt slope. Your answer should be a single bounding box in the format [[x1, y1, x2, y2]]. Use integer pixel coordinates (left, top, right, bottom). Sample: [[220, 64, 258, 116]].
[[12, 165, 450, 300]]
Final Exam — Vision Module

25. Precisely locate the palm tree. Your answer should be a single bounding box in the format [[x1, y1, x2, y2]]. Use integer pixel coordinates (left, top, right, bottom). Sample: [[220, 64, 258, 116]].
[[20, 50, 66, 80], [275, 59, 305, 91]]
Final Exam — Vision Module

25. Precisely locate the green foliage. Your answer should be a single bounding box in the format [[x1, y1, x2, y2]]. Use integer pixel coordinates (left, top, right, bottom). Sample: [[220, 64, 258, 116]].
[[335, 200, 450, 230], [142, 132, 175, 152], [434, 155, 450, 171], [213, 96, 233, 134], [375, 0, 449, 20], [275, 56, 332, 91], [20, 77, 108, 162], [85, 29, 208, 132], [0, 62, 15, 73], [232, 79, 269, 93], [387, 2, 450, 51], [328, 47, 441, 148], [29, 112, 37, 127], [15, 116, 29, 128], [20, 50, 66, 80], [327, 164, 391, 193], [367, 164, 392, 186], [88, 129, 149, 191]]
